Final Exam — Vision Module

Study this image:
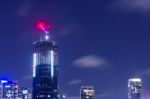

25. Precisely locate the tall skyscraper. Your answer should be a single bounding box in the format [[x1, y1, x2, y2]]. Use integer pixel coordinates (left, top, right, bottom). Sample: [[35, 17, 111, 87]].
[[32, 26, 59, 99], [80, 86, 95, 99], [128, 78, 142, 99]]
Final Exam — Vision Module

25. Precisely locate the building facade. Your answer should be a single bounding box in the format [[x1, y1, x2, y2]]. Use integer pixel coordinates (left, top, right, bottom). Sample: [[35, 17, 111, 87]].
[[0, 80, 18, 99], [128, 78, 142, 99], [18, 87, 29, 99], [80, 86, 95, 99], [32, 34, 59, 99]]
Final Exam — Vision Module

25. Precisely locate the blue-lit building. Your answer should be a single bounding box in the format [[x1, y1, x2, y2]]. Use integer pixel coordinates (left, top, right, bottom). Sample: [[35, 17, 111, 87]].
[[18, 87, 29, 99], [32, 33, 59, 99], [80, 86, 95, 99], [128, 78, 142, 99], [0, 80, 18, 99]]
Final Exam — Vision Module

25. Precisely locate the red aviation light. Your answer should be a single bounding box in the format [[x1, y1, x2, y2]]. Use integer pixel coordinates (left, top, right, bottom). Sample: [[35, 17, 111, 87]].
[[36, 21, 53, 34], [37, 21, 47, 30], [37, 21, 53, 30]]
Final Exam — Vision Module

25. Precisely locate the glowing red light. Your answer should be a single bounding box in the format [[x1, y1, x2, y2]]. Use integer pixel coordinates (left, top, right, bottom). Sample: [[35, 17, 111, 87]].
[[37, 22, 46, 30], [36, 21, 53, 31]]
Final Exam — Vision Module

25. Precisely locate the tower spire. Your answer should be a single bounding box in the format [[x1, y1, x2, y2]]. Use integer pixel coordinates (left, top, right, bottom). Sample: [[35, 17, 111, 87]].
[[33, 22, 58, 99], [37, 21, 51, 41]]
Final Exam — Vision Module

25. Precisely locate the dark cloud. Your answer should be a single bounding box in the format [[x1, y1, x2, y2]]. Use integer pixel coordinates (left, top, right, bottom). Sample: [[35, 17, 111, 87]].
[[113, 0, 150, 12], [17, 0, 33, 17], [96, 92, 112, 98], [55, 22, 84, 37], [68, 79, 82, 85], [67, 96, 80, 99]]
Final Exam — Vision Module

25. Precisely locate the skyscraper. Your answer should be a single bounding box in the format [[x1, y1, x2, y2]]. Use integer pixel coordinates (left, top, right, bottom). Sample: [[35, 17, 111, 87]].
[[32, 30, 59, 98], [128, 78, 142, 99], [80, 86, 95, 99]]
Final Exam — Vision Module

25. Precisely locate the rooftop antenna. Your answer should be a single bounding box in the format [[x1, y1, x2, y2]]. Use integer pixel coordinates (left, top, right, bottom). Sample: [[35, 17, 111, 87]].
[[37, 21, 51, 41]]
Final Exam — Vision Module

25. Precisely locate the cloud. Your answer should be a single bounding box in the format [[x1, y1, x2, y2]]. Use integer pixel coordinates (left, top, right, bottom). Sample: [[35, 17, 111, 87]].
[[68, 79, 82, 85], [59, 23, 82, 35], [139, 69, 150, 76], [18, 30, 36, 44], [20, 75, 32, 88], [22, 75, 32, 81], [67, 96, 80, 99], [113, 0, 150, 12], [135, 68, 150, 77], [17, 0, 33, 17], [55, 22, 84, 38], [143, 69, 150, 75], [72, 55, 108, 68], [96, 92, 112, 98]]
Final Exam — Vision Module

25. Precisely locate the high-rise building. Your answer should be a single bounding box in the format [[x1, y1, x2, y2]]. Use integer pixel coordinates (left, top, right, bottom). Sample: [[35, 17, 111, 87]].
[[0, 80, 7, 98], [27, 88, 32, 99], [18, 87, 29, 99], [32, 32, 59, 99], [80, 86, 95, 99], [128, 78, 142, 99], [0, 80, 18, 99]]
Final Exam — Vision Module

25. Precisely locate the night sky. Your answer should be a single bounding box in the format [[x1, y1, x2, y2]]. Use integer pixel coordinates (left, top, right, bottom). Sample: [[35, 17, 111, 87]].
[[0, 0, 150, 99]]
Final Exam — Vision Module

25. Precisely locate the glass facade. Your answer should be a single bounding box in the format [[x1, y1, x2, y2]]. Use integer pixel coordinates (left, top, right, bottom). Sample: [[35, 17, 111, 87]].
[[128, 78, 142, 99], [18, 87, 29, 99], [2, 80, 18, 99], [0, 82, 3, 98], [80, 86, 95, 99], [32, 39, 58, 99]]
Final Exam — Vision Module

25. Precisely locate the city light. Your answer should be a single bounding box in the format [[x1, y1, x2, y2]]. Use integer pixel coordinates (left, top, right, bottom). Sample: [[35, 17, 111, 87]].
[[51, 50, 54, 78], [36, 21, 50, 34], [45, 35, 49, 40], [129, 78, 141, 82], [1, 80, 8, 84], [5, 85, 11, 88], [33, 53, 37, 77], [37, 22, 46, 30], [63, 95, 66, 98]]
